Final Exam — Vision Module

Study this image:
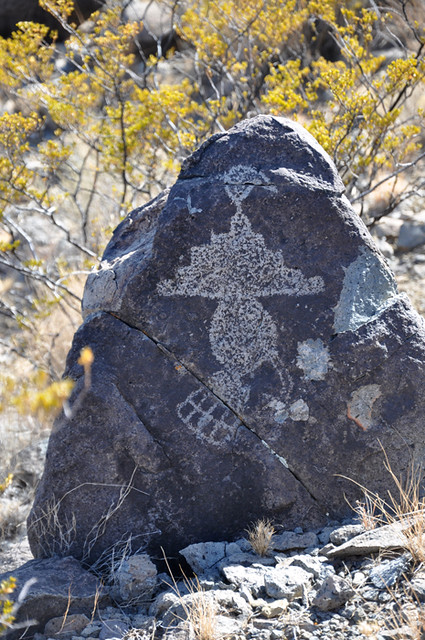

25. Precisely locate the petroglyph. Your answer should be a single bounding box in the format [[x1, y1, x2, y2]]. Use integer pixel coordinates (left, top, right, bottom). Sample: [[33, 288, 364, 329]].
[[176, 388, 240, 446], [296, 338, 330, 381], [158, 165, 324, 410], [347, 384, 382, 431]]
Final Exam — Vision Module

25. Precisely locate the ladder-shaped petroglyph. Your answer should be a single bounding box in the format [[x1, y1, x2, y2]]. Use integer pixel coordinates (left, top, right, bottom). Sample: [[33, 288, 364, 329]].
[[177, 388, 240, 446], [158, 164, 324, 410]]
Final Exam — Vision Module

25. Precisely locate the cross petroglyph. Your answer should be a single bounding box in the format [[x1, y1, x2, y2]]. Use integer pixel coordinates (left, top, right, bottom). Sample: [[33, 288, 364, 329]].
[[158, 164, 324, 410]]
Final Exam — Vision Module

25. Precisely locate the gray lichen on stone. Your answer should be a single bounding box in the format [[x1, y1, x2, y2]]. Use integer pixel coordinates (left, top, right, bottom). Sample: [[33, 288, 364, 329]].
[[289, 399, 310, 422], [296, 338, 330, 381], [333, 248, 398, 333], [269, 400, 289, 424]]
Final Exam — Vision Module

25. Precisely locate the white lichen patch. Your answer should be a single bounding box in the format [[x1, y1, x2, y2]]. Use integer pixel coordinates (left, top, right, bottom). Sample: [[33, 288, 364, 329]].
[[158, 164, 324, 410], [347, 384, 382, 431], [267, 399, 289, 424], [289, 399, 310, 422], [296, 338, 330, 380]]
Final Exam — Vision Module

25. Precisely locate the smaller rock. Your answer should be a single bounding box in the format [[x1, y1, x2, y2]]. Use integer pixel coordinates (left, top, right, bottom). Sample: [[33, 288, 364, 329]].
[[10, 439, 49, 490], [325, 523, 408, 558], [369, 553, 411, 589], [149, 591, 180, 618], [374, 217, 403, 240], [398, 222, 425, 250], [261, 599, 288, 618], [378, 626, 416, 639], [179, 542, 226, 575], [329, 524, 365, 546], [80, 622, 102, 637], [312, 575, 354, 611], [352, 571, 367, 587], [287, 554, 331, 579], [272, 531, 318, 552], [374, 237, 394, 259], [219, 553, 275, 573], [115, 554, 157, 603], [234, 538, 252, 553], [318, 543, 336, 556], [215, 614, 246, 638], [161, 588, 249, 631], [251, 618, 277, 631], [0, 557, 108, 639], [317, 527, 337, 545], [214, 590, 252, 622], [44, 615, 90, 638], [162, 620, 192, 640], [129, 614, 156, 630], [98, 620, 129, 640], [221, 565, 268, 598], [264, 566, 312, 601], [359, 586, 381, 601], [410, 571, 425, 602], [350, 605, 367, 623]]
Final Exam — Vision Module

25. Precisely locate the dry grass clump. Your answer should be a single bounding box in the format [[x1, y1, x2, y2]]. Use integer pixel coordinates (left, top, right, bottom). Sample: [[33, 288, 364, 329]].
[[348, 449, 425, 565], [162, 551, 218, 640], [390, 604, 425, 640], [182, 581, 218, 640], [245, 518, 275, 557], [354, 494, 380, 531]]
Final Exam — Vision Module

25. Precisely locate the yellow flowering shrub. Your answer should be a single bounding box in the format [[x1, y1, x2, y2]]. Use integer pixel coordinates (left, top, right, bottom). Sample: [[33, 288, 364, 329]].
[[0, 577, 16, 635], [0, 0, 424, 415]]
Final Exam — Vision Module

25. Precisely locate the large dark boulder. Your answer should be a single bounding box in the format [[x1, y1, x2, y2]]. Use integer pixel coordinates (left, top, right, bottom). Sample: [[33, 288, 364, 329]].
[[28, 115, 425, 564]]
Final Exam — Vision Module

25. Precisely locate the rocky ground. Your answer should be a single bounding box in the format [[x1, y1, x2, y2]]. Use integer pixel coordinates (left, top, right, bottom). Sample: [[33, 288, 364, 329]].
[[3, 516, 425, 640]]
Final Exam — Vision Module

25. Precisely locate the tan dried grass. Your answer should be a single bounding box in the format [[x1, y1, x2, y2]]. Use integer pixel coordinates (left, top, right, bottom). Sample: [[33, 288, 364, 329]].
[[245, 518, 275, 557]]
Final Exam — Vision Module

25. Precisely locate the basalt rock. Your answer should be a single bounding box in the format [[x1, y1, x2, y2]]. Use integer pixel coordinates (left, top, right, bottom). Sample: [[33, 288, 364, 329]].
[[0, 556, 108, 639], [28, 115, 425, 564]]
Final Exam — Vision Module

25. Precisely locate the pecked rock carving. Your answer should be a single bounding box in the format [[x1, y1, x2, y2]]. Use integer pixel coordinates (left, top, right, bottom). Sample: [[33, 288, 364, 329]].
[[157, 164, 324, 410], [28, 115, 425, 564]]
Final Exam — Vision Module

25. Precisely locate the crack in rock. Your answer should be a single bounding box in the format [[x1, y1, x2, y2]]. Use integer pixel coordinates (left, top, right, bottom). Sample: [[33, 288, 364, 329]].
[[105, 311, 320, 505]]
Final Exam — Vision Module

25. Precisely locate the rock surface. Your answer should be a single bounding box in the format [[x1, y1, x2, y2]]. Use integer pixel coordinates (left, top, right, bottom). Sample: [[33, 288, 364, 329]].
[[28, 115, 425, 564]]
